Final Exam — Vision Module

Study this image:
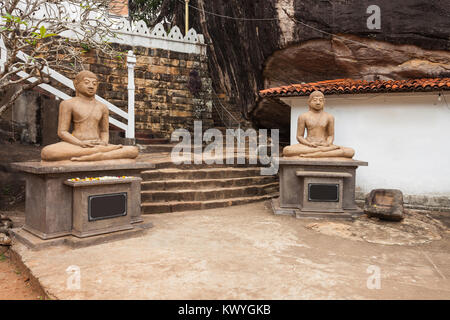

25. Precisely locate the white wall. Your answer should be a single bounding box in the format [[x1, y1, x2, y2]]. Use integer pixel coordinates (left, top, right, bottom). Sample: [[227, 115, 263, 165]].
[[282, 92, 450, 196]]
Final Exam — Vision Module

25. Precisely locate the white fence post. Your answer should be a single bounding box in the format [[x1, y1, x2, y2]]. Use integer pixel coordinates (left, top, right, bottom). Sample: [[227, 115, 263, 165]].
[[0, 35, 6, 73], [126, 50, 136, 139]]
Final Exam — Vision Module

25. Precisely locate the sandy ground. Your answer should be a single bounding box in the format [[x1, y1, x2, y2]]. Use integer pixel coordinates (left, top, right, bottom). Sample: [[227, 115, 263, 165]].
[[9, 201, 450, 300], [0, 249, 43, 300]]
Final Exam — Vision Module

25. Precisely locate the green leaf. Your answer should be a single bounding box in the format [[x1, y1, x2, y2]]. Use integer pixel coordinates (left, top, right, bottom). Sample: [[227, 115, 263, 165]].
[[28, 26, 56, 40], [2, 13, 13, 21], [25, 39, 37, 46], [43, 33, 58, 38], [40, 25, 46, 38], [2, 14, 28, 26], [80, 43, 91, 53]]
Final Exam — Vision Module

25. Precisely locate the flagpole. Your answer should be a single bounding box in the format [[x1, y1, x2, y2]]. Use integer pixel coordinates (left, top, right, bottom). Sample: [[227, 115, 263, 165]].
[[185, 0, 190, 35]]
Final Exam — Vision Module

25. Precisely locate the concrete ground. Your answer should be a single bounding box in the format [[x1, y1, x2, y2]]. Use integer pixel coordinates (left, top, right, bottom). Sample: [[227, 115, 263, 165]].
[[11, 201, 450, 300]]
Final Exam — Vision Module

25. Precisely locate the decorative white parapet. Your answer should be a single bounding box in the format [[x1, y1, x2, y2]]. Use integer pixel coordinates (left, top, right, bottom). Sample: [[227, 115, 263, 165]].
[[4, 1, 206, 56], [109, 19, 206, 55]]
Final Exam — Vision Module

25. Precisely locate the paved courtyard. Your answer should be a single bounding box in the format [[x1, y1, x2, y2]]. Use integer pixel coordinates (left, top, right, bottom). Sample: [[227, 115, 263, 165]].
[[10, 201, 450, 300]]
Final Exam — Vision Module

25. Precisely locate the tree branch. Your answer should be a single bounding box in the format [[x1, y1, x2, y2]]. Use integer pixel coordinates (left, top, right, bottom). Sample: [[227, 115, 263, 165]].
[[1, 0, 120, 114], [0, 79, 43, 116]]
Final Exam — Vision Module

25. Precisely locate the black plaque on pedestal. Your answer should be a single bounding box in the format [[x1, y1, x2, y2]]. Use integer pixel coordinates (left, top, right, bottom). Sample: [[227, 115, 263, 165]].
[[308, 184, 339, 202], [88, 193, 127, 221]]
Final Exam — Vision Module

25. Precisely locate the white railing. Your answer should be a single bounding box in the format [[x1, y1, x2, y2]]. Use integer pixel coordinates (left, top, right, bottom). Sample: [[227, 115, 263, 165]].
[[0, 34, 6, 73], [1, 28, 136, 138], [8, 48, 137, 138]]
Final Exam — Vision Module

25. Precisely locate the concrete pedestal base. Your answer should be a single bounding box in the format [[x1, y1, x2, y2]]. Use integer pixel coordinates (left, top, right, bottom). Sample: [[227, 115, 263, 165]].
[[11, 160, 155, 243], [10, 221, 153, 250], [271, 198, 359, 220], [276, 158, 368, 220]]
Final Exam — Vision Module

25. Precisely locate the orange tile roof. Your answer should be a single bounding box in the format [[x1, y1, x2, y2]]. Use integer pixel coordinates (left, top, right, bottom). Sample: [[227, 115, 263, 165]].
[[259, 78, 450, 98]]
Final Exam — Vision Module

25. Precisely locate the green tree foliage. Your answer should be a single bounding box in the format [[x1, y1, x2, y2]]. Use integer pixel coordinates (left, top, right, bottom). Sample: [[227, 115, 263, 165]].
[[128, 0, 181, 28]]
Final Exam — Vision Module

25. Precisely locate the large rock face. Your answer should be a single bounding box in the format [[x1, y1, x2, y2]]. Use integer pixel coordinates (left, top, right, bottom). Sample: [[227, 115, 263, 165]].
[[192, 0, 282, 115], [188, 0, 450, 139], [263, 36, 450, 88]]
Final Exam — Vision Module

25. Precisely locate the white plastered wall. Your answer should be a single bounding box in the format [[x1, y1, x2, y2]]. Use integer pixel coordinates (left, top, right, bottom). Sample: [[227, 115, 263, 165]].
[[282, 92, 450, 197]]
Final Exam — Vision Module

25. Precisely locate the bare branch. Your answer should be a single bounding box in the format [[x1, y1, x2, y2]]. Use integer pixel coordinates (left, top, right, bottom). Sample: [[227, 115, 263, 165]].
[[0, 78, 44, 116]]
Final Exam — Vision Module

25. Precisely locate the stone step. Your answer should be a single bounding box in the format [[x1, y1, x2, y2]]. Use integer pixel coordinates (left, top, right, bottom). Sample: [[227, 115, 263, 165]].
[[139, 144, 218, 154], [141, 176, 278, 191], [151, 159, 266, 170], [141, 182, 279, 202], [141, 167, 268, 180], [138, 144, 177, 153], [140, 142, 271, 154], [135, 131, 165, 139], [142, 193, 279, 214], [135, 137, 169, 145]]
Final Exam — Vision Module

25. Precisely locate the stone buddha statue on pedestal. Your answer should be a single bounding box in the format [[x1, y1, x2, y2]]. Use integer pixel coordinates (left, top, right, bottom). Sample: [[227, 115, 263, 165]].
[[283, 90, 355, 159], [41, 71, 139, 162]]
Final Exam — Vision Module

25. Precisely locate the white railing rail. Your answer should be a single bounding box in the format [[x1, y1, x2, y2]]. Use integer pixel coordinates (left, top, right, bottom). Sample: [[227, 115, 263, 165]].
[[1, 36, 136, 138], [0, 36, 7, 73], [16, 49, 135, 137], [212, 91, 241, 129], [0, 34, 6, 73]]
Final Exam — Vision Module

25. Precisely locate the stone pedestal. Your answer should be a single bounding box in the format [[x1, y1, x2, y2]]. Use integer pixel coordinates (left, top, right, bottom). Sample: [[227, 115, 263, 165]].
[[65, 177, 142, 238], [272, 158, 368, 219], [10, 160, 155, 243]]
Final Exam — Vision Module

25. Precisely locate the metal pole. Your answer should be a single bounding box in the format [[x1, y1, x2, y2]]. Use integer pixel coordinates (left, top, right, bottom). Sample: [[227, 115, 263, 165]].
[[126, 50, 136, 139], [185, 0, 190, 35]]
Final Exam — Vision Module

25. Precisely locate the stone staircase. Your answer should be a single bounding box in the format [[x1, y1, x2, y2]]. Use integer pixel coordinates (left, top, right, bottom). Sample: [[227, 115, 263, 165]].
[[212, 93, 253, 131], [134, 131, 175, 154], [141, 162, 279, 214], [130, 93, 253, 154]]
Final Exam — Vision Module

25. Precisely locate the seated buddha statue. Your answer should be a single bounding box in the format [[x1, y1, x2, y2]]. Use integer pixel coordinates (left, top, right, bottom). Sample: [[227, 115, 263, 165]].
[[282, 90, 355, 159], [41, 70, 139, 161]]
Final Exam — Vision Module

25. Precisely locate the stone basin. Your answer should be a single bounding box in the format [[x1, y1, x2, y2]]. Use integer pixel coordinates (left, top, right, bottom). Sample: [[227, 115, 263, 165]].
[[364, 189, 404, 221]]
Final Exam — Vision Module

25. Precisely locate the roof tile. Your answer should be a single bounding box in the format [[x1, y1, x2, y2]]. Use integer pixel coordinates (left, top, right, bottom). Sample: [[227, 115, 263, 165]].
[[259, 78, 450, 98]]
